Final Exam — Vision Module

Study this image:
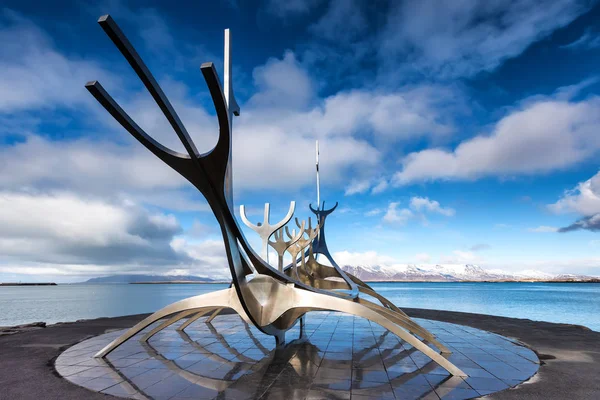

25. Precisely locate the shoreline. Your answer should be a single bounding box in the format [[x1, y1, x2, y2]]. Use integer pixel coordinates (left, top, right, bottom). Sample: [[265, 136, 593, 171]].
[[129, 281, 230, 284], [0, 282, 57, 286]]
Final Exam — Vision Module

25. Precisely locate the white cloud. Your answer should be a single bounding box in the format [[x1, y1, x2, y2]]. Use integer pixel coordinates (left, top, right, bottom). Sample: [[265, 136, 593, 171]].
[[371, 179, 388, 194], [345, 179, 371, 195], [528, 226, 559, 233], [380, 0, 593, 78], [249, 51, 314, 110], [382, 202, 413, 225], [311, 87, 457, 141], [0, 134, 214, 211], [365, 208, 383, 217], [0, 190, 232, 280], [232, 122, 379, 191], [0, 191, 185, 266], [549, 171, 600, 216], [332, 250, 396, 267], [410, 196, 455, 217], [382, 197, 455, 225], [549, 171, 600, 233], [170, 238, 229, 275], [395, 97, 600, 185], [0, 135, 182, 191]]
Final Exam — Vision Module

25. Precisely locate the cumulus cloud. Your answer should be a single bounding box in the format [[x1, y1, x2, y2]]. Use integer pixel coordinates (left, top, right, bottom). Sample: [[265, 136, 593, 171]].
[[394, 96, 600, 185], [249, 51, 314, 110], [345, 179, 371, 196], [383, 196, 456, 225], [332, 250, 396, 267], [550, 171, 600, 233], [0, 191, 185, 266], [549, 171, 600, 216], [312, 87, 457, 141], [0, 191, 232, 279], [371, 179, 388, 194], [382, 202, 413, 225], [0, 134, 214, 211], [410, 196, 455, 217], [382, 197, 455, 225], [380, 0, 593, 78]]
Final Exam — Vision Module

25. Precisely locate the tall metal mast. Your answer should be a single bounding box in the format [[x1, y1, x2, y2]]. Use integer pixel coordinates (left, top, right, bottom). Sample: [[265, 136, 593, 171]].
[[316, 140, 320, 210], [223, 29, 240, 208]]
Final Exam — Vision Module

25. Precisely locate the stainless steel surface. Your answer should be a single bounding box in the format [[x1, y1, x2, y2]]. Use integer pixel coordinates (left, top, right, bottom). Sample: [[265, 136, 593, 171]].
[[269, 222, 304, 271], [240, 202, 295, 263]]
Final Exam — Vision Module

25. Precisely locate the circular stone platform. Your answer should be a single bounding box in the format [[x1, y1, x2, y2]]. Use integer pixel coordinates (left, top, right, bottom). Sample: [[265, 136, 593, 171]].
[[55, 312, 539, 400]]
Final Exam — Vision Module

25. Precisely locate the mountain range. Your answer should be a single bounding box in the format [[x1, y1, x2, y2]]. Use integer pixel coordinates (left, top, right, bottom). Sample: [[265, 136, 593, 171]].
[[83, 266, 598, 284], [340, 264, 599, 282]]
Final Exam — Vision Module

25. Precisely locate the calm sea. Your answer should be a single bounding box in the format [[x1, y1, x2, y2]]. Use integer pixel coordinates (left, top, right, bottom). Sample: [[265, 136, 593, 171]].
[[1, 282, 599, 331]]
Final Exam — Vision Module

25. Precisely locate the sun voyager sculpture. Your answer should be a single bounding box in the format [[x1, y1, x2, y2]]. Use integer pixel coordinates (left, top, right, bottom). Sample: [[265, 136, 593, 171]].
[[85, 14, 467, 377]]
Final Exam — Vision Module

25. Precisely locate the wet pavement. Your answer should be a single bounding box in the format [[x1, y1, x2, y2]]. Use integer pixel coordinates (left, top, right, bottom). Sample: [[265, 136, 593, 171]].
[[55, 312, 539, 399]]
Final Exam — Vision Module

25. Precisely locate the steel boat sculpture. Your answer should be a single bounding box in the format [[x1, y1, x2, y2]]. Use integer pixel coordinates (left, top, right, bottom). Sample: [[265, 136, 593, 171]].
[[85, 14, 466, 377]]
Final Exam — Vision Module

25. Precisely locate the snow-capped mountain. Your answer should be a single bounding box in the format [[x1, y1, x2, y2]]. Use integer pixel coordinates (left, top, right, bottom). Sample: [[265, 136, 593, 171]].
[[341, 264, 597, 282]]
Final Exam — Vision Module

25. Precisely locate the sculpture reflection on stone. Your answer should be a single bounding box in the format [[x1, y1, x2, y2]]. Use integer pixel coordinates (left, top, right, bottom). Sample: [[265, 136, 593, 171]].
[[84, 14, 467, 377]]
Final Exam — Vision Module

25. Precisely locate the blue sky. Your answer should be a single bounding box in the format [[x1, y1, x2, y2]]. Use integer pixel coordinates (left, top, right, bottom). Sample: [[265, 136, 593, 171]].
[[1, 0, 600, 282]]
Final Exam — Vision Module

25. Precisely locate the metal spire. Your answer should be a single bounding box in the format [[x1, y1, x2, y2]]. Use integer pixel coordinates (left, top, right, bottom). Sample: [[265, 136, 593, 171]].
[[316, 140, 320, 210], [223, 29, 240, 208]]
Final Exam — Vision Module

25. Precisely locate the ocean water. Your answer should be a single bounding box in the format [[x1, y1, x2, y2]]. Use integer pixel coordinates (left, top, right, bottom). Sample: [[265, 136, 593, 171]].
[[1, 282, 599, 331]]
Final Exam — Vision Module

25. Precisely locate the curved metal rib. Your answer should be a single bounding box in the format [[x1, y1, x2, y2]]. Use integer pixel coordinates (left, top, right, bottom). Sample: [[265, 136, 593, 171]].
[[97, 15, 200, 160], [85, 82, 190, 173], [94, 288, 242, 357]]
